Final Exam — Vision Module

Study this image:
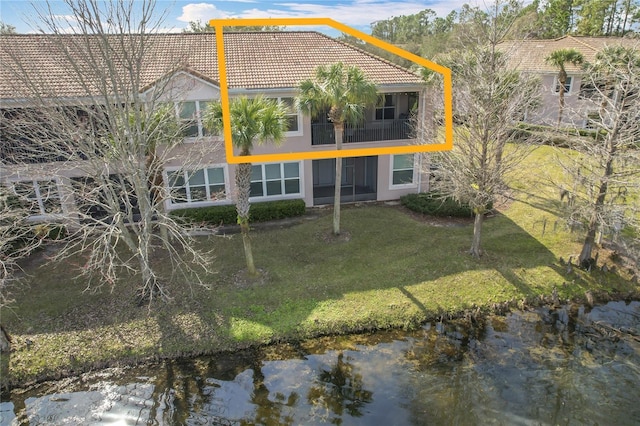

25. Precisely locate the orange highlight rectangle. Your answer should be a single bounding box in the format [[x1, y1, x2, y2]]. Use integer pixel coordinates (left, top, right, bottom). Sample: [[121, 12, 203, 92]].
[[209, 17, 453, 164]]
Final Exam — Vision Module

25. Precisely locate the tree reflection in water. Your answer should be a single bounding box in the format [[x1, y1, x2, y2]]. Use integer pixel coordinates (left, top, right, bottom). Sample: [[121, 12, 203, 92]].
[[307, 352, 374, 423], [247, 358, 299, 426], [3, 302, 638, 425]]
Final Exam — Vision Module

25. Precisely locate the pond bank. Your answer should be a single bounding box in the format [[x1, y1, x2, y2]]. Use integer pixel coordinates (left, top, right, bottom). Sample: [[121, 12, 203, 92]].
[[1, 204, 639, 392], [3, 299, 639, 424], [2, 286, 638, 394]]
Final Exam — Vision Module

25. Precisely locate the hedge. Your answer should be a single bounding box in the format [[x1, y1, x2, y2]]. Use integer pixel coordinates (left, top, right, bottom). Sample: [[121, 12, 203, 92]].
[[170, 199, 306, 225], [401, 193, 483, 218], [509, 123, 607, 147]]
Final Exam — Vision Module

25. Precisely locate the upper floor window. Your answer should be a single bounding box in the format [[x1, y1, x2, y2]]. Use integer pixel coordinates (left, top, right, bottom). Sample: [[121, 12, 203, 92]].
[[579, 81, 598, 100], [176, 100, 214, 138], [376, 94, 396, 120], [553, 76, 573, 95], [167, 166, 226, 204], [13, 179, 62, 216], [250, 162, 301, 199], [269, 97, 301, 136]]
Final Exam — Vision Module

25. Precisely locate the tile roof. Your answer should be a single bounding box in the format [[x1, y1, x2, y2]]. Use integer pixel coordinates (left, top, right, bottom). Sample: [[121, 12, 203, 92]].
[[0, 32, 423, 100], [498, 35, 639, 74]]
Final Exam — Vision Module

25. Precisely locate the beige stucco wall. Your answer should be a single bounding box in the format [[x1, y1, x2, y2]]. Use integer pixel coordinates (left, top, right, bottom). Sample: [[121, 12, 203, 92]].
[[527, 73, 601, 128], [2, 75, 429, 218]]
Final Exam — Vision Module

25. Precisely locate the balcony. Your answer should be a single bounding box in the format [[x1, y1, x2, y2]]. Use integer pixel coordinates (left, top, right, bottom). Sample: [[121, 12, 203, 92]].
[[311, 118, 412, 145]]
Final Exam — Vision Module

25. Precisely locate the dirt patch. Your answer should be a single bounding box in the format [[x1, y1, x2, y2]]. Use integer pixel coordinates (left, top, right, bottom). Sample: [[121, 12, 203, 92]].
[[398, 206, 473, 227], [232, 268, 269, 288], [315, 229, 352, 243]]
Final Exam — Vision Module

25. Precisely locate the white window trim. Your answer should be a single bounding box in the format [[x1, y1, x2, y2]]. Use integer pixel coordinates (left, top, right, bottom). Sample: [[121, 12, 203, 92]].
[[270, 96, 303, 137], [164, 164, 230, 209], [175, 100, 216, 142], [10, 178, 65, 219], [249, 161, 304, 201], [389, 154, 418, 189], [552, 76, 574, 96]]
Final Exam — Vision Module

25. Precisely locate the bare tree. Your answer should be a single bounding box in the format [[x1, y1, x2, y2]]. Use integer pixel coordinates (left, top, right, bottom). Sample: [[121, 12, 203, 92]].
[[556, 44, 640, 267], [0, 186, 45, 358], [0, 0, 215, 304], [0, 187, 41, 310], [422, 1, 541, 257]]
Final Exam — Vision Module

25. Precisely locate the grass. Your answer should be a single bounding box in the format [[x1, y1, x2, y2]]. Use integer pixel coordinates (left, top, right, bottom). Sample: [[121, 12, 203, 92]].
[[1, 145, 638, 388]]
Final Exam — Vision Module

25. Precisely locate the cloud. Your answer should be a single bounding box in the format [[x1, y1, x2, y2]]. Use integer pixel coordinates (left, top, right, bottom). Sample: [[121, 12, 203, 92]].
[[236, 0, 469, 28], [176, 0, 470, 32], [51, 14, 79, 23], [177, 3, 231, 23]]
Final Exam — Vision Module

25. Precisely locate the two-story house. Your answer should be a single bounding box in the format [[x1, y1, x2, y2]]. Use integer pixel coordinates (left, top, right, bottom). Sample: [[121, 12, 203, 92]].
[[0, 32, 429, 223], [499, 35, 639, 128]]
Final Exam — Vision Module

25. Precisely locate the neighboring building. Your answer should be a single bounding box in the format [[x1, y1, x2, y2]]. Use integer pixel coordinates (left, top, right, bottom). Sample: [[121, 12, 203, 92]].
[[499, 35, 639, 128], [0, 32, 429, 222]]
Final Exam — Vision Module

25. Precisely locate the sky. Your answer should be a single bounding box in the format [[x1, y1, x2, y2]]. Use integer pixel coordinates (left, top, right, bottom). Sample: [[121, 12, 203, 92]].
[[0, 0, 469, 35]]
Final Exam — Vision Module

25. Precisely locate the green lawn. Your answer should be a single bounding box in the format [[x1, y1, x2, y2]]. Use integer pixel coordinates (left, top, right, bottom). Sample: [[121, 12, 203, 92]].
[[1, 145, 638, 387]]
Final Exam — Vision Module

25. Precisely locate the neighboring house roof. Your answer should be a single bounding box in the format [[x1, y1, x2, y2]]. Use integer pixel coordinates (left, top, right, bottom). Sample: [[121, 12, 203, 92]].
[[0, 32, 423, 100], [498, 35, 640, 74]]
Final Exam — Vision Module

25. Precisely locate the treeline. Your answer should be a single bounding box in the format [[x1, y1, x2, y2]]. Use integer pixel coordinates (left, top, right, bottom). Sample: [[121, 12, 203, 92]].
[[530, 0, 639, 37], [347, 0, 639, 66]]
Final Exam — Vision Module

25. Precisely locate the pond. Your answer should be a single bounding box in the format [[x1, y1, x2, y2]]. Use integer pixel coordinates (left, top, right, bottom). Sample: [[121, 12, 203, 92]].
[[1, 300, 639, 425]]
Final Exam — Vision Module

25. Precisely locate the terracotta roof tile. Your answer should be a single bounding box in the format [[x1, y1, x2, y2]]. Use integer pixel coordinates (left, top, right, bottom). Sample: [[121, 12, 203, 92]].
[[0, 32, 422, 100], [498, 36, 639, 74]]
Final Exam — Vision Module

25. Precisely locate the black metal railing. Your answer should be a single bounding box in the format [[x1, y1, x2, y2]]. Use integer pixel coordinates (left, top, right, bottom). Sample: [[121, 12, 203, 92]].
[[311, 119, 412, 145]]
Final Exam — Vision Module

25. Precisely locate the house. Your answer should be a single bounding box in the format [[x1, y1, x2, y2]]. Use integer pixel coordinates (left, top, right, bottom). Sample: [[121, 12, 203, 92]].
[[0, 32, 429, 222], [499, 35, 639, 128]]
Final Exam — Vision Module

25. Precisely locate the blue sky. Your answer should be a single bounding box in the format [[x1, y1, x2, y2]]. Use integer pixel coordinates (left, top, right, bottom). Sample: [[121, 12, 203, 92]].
[[1, 0, 468, 34]]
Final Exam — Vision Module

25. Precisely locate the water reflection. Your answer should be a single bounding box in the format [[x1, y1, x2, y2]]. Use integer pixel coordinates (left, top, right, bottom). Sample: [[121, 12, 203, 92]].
[[2, 301, 639, 425]]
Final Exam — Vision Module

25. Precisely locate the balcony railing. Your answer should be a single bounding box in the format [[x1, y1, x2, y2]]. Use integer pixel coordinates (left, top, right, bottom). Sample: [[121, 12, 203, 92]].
[[311, 119, 412, 145]]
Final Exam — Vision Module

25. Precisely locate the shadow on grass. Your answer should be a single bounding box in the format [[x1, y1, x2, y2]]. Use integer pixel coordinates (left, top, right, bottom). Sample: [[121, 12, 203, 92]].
[[508, 188, 567, 218], [191, 205, 564, 338], [3, 204, 590, 384], [8, 206, 562, 333]]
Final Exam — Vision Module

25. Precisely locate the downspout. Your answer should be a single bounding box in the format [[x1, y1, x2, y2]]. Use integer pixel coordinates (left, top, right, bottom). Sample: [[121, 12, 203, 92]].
[[417, 87, 428, 193], [417, 153, 422, 193]]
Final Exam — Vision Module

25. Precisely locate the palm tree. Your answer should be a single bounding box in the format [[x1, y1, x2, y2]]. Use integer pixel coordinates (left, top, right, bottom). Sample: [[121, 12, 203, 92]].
[[297, 62, 378, 235], [545, 48, 584, 126], [205, 96, 289, 276]]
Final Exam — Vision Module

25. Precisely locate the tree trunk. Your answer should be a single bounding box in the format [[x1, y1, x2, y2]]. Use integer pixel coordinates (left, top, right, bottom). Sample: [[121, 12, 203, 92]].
[[147, 151, 171, 244], [137, 254, 161, 305], [470, 211, 484, 257], [578, 223, 597, 266], [0, 325, 9, 392], [557, 75, 566, 127], [235, 162, 257, 276], [333, 124, 344, 235], [0, 325, 10, 353], [578, 115, 619, 266], [241, 221, 257, 276]]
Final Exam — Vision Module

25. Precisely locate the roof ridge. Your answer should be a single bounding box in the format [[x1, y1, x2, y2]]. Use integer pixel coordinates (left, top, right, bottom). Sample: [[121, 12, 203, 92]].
[[0, 31, 322, 37], [566, 35, 598, 51], [1, 30, 424, 99]]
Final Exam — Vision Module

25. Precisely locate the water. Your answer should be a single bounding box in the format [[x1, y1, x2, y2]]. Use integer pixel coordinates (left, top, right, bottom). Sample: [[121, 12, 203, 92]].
[[2, 301, 639, 425]]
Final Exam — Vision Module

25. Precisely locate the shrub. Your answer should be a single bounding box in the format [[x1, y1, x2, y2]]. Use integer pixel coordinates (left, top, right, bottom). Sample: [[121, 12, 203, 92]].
[[509, 123, 606, 147], [250, 199, 306, 222], [171, 199, 306, 225], [401, 193, 481, 218]]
